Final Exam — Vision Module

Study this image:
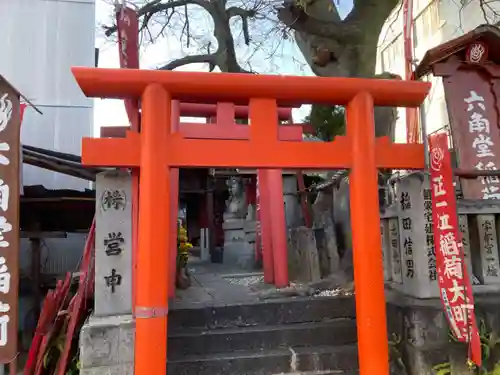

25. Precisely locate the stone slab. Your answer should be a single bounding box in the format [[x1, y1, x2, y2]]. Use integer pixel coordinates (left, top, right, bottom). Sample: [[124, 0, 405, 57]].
[[222, 218, 246, 230], [222, 241, 255, 270], [80, 364, 133, 375], [224, 229, 245, 242], [476, 215, 500, 284], [283, 175, 302, 228], [168, 344, 359, 375], [243, 220, 257, 232], [288, 227, 321, 283], [199, 228, 210, 262], [94, 171, 133, 316], [458, 214, 477, 283], [168, 319, 357, 359], [388, 218, 403, 284], [396, 174, 439, 298], [381, 220, 392, 281], [80, 315, 135, 369]]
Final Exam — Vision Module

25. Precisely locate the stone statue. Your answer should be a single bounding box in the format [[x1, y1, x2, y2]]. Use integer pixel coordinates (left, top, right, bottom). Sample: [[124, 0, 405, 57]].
[[225, 177, 247, 219]]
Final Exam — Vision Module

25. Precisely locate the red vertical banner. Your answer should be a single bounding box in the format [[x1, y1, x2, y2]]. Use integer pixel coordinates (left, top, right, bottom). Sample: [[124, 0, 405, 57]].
[[402, 0, 413, 63], [19, 104, 27, 125], [116, 4, 140, 307], [429, 133, 481, 366], [116, 4, 140, 130]]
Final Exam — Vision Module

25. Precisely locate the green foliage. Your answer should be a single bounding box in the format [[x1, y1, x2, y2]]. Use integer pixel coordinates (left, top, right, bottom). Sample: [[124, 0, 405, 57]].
[[478, 319, 500, 364], [432, 362, 500, 375], [433, 319, 500, 375], [388, 333, 409, 375], [66, 356, 81, 375], [42, 329, 81, 375], [303, 104, 346, 141], [432, 362, 451, 375]]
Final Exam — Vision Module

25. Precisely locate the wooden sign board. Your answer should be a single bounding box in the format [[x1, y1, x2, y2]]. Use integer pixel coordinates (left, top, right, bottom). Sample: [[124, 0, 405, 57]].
[[0, 77, 20, 363]]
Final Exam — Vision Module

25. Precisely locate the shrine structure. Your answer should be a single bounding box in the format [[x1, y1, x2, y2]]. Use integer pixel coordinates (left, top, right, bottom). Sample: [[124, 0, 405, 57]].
[[99, 101, 310, 288], [72, 66, 428, 375]]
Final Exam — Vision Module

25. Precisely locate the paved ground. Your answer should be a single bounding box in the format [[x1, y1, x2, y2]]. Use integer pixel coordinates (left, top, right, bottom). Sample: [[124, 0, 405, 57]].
[[173, 257, 265, 309]]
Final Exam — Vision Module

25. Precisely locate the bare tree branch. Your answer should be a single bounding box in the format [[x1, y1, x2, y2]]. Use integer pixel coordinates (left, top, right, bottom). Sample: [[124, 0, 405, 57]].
[[479, 0, 500, 24], [277, 5, 358, 40], [101, 0, 295, 74], [158, 53, 216, 70], [103, 0, 212, 36], [227, 6, 257, 45]]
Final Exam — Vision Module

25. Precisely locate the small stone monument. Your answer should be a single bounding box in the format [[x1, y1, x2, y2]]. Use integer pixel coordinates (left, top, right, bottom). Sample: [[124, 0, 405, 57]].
[[222, 176, 252, 268], [394, 173, 440, 298], [94, 170, 133, 316]]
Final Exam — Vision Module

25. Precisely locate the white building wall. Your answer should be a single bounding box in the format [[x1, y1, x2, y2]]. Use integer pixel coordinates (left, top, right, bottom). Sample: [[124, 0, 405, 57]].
[[0, 0, 96, 191], [376, 0, 500, 143]]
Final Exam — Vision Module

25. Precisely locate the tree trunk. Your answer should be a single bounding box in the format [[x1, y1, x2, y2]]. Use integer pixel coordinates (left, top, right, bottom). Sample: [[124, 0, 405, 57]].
[[280, 0, 401, 278]]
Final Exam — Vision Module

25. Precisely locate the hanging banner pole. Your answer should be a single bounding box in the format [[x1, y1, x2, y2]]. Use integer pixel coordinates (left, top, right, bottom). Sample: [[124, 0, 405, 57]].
[[116, 2, 141, 307], [116, 3, 140, 130], [428, 132, 481, 367], [403, 0, 420, 144]]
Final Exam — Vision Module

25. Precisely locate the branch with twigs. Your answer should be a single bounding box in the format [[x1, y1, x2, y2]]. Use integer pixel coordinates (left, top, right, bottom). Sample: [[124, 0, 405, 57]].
[[103, 0, 211, 37], [478, 0, 500, 24], [103, 0, 261, 73], [158, 53, 216, 70], [277, 0, 400, 43], [227, 6, 257, 44]]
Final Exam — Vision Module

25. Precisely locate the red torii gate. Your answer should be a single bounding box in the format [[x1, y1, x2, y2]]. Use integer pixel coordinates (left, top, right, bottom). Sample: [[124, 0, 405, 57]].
[[100, 101, 308, 289], [73, 67, 429, 375]]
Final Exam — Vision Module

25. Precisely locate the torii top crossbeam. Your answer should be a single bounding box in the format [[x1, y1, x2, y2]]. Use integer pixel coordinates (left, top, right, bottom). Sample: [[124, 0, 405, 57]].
[[73, 68, 428, 107]]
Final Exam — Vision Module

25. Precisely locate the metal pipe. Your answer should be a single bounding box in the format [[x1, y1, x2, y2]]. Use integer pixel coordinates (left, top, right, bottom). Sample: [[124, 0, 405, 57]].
[[454, 169, 500, 179], [419, 102, 430, 168]]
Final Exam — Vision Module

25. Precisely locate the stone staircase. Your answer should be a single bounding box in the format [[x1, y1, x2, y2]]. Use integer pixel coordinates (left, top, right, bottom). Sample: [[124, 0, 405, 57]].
[[167, 295, 359, 375]]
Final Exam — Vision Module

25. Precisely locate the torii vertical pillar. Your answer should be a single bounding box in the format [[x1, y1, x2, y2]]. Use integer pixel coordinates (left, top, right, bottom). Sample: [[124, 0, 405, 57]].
[[347, 93, 388, 374], [135, 84, 171, 375], [169, 102, 180, 297], [257, 169, 274, 284]]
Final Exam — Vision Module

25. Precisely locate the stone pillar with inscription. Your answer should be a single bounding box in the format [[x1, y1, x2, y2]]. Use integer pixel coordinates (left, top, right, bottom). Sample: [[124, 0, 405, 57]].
[[94, 170, 133, 315], [380, 220, 392, 282], [80, 171, 135, 375], [223, 176, 251, 269], [395, 173, 439, 298], [458, 214, 477, 285], [471, 215, 500, 285], [388, 217, 403, 284]]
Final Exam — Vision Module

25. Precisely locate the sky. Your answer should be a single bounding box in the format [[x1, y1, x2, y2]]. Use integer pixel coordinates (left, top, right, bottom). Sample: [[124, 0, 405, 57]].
[[93, 0, 354, 134]]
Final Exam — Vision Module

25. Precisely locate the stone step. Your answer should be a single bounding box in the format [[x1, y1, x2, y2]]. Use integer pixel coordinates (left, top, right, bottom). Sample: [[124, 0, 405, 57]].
[[168, 319, 358, 359], [167, 344, 359, 375], [169, 296, 356, 329]]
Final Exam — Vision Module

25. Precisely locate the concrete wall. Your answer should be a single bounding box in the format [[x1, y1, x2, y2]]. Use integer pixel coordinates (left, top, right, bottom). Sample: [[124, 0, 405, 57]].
[[0, 0, 96, 190], [376, 0, 500, 143]]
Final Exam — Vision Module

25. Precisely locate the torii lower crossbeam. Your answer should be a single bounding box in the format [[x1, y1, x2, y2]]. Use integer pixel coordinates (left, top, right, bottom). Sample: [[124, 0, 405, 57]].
[[72, 67, 429, 375]]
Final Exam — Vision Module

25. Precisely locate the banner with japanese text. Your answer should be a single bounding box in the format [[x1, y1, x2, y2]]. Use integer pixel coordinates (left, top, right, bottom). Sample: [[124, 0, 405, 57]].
[[429, 132, 481, 366], [435, 48, 500, 200], [116, 4, 140, 131], [0, 80, 21, 362]]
